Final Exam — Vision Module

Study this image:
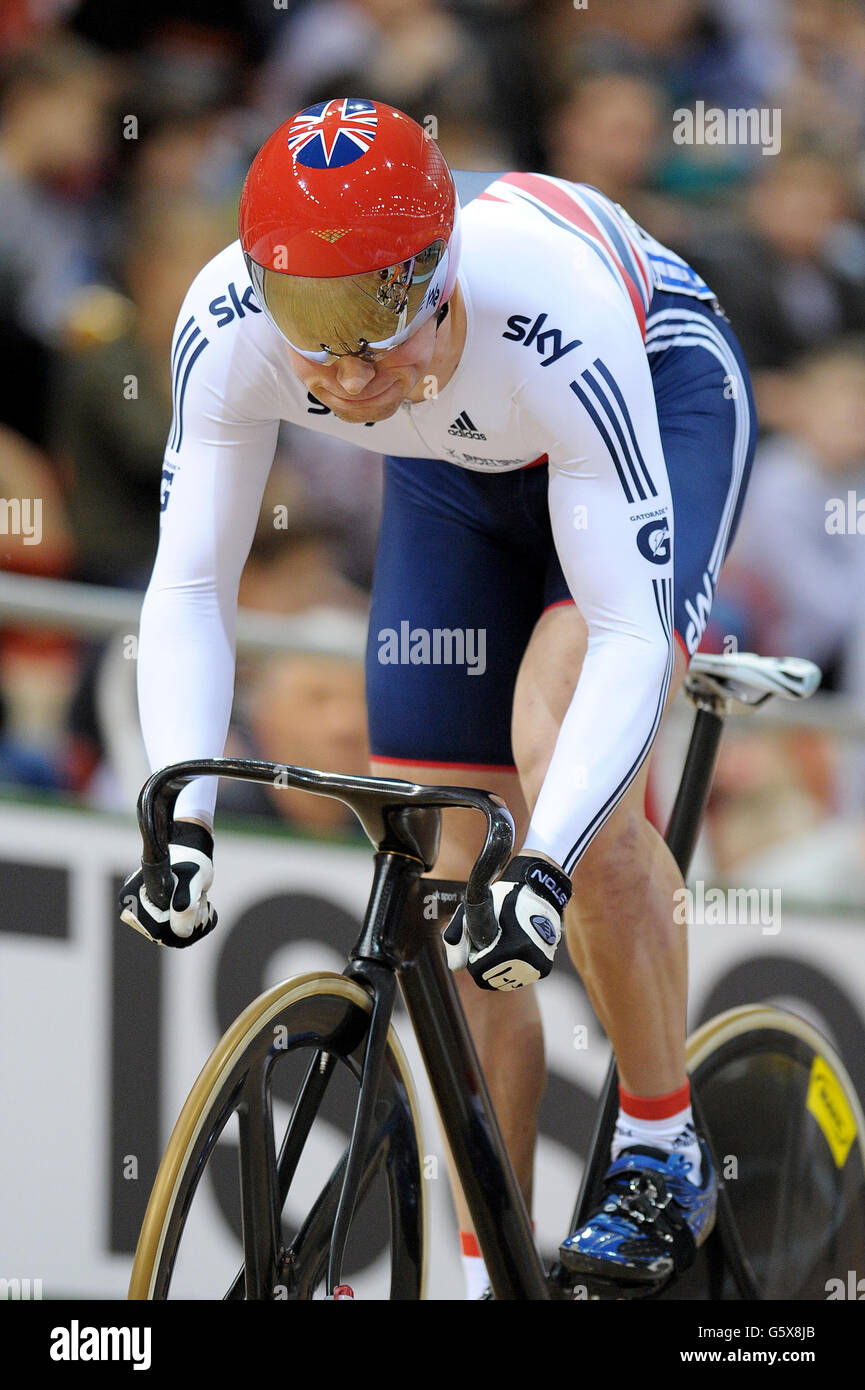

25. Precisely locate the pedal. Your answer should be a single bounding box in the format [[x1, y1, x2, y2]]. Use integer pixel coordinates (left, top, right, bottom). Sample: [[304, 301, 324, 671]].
[[548, 1260, 670, 1301]]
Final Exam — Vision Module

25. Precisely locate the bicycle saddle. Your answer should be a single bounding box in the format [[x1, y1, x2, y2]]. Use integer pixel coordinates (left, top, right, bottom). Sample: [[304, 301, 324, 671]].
[[685, 652, 821, 710]]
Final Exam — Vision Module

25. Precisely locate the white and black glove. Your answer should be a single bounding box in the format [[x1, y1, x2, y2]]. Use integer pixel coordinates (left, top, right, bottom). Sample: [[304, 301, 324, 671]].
[[443, 855, 572, 992], [119, 821, 217, 948]]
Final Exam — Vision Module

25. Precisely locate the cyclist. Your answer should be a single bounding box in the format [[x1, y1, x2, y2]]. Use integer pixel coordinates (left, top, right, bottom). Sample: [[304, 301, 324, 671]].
[[121, 99, 756, 1294]]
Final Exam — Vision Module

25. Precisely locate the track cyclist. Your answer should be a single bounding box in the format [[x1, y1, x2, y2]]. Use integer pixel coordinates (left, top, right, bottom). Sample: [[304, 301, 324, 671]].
[[120, 99, 756, 1296]]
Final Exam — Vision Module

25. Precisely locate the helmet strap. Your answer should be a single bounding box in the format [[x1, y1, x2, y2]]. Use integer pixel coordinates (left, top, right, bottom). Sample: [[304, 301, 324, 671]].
[[435, 300, 450, 329]]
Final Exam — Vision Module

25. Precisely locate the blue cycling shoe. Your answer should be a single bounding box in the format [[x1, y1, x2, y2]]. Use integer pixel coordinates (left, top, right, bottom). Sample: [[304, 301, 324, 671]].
[[558, 1140, 717, 1284]]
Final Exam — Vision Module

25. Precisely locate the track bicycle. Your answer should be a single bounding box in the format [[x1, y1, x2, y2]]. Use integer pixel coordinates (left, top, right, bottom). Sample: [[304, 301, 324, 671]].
[[126, 650, 865, 1300]]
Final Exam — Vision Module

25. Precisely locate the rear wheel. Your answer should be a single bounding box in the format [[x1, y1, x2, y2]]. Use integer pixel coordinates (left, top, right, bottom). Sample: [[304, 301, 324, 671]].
[[128, 972, 426, 1300], [669, 1004, 865, 1300]]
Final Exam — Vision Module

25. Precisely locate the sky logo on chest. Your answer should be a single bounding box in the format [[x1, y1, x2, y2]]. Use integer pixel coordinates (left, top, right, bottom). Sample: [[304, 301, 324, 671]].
[[503, 312, 581, 366]]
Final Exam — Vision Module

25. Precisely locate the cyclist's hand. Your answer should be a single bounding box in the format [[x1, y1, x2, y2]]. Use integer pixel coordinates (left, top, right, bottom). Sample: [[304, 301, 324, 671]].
[[442, 855, 572, 991], [119, 820, 217, 948]]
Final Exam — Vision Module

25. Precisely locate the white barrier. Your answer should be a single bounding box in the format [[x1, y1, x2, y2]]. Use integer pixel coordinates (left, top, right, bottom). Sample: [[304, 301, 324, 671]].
[[1, 799, 864, 1299]]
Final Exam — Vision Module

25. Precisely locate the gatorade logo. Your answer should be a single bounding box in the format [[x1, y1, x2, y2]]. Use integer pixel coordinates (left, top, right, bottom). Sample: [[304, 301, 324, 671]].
[[636, 518, 671, 565]]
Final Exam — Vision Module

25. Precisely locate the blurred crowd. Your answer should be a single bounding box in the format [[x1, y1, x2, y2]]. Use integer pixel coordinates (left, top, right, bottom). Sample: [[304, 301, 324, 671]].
[[1, 0, 865, 890]]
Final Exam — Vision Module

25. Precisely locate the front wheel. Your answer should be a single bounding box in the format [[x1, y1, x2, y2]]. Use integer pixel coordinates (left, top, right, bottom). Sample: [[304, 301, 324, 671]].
[[128, 972, 427, 1299]]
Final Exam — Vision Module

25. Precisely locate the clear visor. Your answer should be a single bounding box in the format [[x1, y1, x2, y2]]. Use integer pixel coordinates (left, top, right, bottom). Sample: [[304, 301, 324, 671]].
[[245, 239, 450, 363]]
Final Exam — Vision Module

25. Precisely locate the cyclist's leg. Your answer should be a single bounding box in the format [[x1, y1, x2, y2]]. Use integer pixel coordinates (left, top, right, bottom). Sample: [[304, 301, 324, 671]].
[[366, 456, 553, 1243], [512, 603, 690, 1095]]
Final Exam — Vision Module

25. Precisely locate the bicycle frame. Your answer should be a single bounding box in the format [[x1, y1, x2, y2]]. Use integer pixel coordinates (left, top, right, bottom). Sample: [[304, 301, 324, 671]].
[[137, 758, 550, 1299], [133, 679, 770, 1301]]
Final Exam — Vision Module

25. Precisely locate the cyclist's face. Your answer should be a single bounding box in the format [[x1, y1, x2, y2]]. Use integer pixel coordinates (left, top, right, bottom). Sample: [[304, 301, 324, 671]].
[[285, 315, 439, 423]]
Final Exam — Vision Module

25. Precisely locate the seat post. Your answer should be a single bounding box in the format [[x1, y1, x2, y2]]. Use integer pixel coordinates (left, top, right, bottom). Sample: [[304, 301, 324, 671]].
[[664, 699, 727, 879]]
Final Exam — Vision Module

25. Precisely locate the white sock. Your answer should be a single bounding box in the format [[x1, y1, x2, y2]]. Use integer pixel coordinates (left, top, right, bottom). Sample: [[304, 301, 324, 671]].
[[459, 1231, 490, 1298], [611, 1103, 703, 1186]]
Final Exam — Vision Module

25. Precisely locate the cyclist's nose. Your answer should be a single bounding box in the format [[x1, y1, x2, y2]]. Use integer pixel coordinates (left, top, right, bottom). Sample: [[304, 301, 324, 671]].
[[334, 356, 376, 394]]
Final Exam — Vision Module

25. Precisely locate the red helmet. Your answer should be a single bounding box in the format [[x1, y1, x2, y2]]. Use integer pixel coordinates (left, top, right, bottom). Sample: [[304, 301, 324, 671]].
[[239, 98, 461, 362]]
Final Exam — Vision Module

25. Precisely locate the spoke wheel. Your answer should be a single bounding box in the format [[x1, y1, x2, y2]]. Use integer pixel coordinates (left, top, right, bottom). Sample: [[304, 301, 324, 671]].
[[128, 973, 426, 1300]]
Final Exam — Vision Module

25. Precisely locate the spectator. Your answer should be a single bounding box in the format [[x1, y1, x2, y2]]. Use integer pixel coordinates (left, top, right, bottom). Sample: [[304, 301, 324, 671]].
[[542, 69, 694, 244], [106, 46, 254, 222], [546, 71, 663, 205], [63, 469, 369, 810], [220, 649, 369, 834], [0, 34, 116, 443], [0, 685, 61, 790], [685, 154, 865, 401], [703, 725, 836, 879], [0, 424, 74, 578], [700, 722, 865, 905], [238, 468, 371, 615], [253, 0, 501, 156], [51, 196, 233, 586], [719, 341, 865, 693], [0, 425, 77, 778], [539, 0, 758, 112], [768, 0, 865, 166], [273, 428, 383, 591]]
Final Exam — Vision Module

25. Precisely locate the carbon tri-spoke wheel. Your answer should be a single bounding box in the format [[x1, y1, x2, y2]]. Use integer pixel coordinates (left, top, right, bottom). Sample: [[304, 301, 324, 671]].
[[668, 1004, 865, 1300], [128, 972, 426, 1300]]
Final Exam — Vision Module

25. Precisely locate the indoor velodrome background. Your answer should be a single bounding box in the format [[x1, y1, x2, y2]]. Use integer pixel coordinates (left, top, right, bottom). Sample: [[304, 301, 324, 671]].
[[3, 0, 865, 1300]]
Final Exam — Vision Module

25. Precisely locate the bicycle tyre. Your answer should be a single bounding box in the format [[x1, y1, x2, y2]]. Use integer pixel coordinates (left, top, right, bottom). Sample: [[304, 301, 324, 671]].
[[128, 972, 427, 1300], [679, 1004, 865, 1300]]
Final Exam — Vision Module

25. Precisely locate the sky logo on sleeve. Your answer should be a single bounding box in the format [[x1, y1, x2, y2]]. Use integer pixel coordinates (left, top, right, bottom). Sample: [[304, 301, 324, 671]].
[[208, 282, 262, 328]]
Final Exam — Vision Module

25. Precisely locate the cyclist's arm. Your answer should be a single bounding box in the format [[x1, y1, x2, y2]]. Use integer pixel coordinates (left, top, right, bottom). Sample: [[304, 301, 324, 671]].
[[516, 289, 675, 875], [137, 293, 280, 828]]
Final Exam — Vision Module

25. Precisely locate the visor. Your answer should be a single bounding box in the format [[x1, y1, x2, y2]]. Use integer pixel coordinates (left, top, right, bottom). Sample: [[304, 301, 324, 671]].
[[246, 237, 454, 363]]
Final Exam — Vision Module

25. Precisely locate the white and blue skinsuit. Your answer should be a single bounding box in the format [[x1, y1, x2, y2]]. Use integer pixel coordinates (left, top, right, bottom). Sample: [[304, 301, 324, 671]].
[[139, 170, 757, 874]]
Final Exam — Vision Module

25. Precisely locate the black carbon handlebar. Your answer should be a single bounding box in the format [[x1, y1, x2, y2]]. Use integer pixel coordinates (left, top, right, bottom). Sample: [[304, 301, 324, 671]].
[[135, 758, 514, 951]]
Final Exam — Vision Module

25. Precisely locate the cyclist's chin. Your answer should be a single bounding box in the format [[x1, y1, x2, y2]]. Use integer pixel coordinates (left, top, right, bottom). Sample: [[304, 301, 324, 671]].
[[325, 383, 406, 422]]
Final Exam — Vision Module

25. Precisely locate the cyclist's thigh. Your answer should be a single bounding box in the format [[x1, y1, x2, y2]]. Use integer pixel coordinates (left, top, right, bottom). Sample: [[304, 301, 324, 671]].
[[513, 294, 755, 849], [535, 293, 757, 670], [644, 289, 758, 658], [513, 603, 688, 823], [368, 454, 553, 866], [517, 289, 757, 792]]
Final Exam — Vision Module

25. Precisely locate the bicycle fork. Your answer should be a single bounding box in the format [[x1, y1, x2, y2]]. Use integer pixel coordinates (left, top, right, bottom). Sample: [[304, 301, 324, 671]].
[[338, 851, 551, 1300], [326, 962, 398, 1298]]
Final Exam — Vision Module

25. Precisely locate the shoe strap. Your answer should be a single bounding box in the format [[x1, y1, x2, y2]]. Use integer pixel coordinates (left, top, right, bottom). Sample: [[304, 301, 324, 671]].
[[603, 1170, 697, 1275]]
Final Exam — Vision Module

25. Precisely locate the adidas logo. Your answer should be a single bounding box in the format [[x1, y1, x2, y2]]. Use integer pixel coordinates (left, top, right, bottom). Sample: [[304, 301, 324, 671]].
[[448, 410, 486, 440]]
